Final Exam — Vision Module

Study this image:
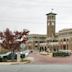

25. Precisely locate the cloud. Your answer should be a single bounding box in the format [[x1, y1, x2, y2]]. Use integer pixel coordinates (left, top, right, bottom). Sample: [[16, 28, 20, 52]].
[[0, 0, 72, 34]]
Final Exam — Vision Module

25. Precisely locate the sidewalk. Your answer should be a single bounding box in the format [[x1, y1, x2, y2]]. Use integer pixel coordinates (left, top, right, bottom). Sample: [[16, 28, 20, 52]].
[[39, 51, 52, 57]]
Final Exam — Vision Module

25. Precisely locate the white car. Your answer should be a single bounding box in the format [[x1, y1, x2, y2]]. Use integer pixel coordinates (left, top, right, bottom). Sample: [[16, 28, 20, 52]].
[[20, 50, 30, 57], [16, 50, 30, 57]]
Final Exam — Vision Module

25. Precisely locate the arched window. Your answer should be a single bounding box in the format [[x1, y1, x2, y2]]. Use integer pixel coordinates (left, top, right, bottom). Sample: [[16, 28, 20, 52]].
[[63, 45, 66, 50], [53, 48, 56, 51], [64, 38, 66, 41]]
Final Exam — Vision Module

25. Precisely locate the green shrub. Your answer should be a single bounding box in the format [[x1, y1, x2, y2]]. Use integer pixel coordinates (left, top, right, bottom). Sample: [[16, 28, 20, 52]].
[[53, 51, 70, 57]]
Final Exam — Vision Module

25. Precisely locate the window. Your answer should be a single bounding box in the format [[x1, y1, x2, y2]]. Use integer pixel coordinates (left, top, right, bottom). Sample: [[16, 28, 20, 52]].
[[35, 46, 38, 47], [35, 41, 38, 43], [53, 40, 58, 42], [52, 16, 54, 19], [64, 39, 66, 41], [63, 45, 66, 50]]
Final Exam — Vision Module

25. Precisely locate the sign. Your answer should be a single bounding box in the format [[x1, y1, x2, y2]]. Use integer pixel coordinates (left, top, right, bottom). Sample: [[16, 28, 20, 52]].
[[20, 43, 26, 51]]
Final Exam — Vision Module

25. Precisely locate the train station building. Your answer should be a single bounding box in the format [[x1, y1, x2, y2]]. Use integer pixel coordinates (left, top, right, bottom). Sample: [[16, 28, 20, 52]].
[[27, 11, 72, 52]]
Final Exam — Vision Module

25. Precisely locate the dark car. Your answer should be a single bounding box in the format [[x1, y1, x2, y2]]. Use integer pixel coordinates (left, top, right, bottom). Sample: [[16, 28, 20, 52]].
[[0, 52, 17, 62]]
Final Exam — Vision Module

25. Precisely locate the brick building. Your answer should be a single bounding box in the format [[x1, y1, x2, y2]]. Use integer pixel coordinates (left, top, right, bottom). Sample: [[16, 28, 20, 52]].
[[27, 12, 72, 52]]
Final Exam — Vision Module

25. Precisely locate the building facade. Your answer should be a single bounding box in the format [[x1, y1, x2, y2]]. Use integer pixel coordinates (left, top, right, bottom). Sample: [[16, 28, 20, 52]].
[[27, 12, 72, 52], [46, 12, 56, 37]]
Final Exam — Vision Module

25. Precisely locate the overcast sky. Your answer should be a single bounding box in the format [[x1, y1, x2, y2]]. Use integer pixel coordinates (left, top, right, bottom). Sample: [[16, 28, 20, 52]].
[[0, 0, 72, 34]]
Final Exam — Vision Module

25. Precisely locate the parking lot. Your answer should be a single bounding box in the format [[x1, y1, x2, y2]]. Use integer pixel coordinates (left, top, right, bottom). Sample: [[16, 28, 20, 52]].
[[29, 51, 72, 64]]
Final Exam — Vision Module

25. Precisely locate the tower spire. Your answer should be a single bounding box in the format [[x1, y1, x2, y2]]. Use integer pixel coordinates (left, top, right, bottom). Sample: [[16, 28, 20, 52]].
[[51, 8, 54, 13]]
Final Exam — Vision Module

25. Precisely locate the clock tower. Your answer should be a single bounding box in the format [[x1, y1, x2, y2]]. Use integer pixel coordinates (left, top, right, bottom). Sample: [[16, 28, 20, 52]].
[[46, 11, 57, 37]]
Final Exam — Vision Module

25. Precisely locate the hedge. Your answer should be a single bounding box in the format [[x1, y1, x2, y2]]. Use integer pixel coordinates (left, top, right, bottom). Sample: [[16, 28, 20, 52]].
[[53, 51, 71, 57]]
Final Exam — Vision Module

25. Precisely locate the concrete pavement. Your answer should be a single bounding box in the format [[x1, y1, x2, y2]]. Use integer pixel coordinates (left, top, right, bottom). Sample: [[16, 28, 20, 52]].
[[0, 64, 72, 72], [29, 51, 72, 64]]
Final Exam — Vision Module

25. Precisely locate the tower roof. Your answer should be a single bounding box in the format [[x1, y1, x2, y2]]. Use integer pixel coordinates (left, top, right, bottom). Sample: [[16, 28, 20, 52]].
[[46, 12, 57, 15]]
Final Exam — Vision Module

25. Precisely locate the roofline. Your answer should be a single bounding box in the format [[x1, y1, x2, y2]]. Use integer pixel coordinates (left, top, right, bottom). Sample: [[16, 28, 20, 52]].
[[46, 12, 57, 15]]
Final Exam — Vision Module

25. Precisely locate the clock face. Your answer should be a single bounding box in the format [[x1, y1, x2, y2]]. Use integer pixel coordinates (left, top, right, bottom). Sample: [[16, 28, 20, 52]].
[[52, 22, 54, 25]]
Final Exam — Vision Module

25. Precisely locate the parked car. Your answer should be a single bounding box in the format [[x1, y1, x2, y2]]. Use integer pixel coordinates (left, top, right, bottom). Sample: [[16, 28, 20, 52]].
[[0, 52, 13, 62], [0, 50, 31, 62]]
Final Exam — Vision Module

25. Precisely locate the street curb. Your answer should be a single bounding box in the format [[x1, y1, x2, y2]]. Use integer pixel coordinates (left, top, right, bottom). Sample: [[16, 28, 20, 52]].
[[0, 62, 30, 65], [0, 62, 12, 65], [0, 60, 32, 65]]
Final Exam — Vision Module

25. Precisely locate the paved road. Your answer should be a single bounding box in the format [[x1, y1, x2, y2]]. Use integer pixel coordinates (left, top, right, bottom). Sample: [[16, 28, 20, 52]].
[[0, 51, 72, 72], [29, 51, 72, 64], [0, 64, 72, 72]]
